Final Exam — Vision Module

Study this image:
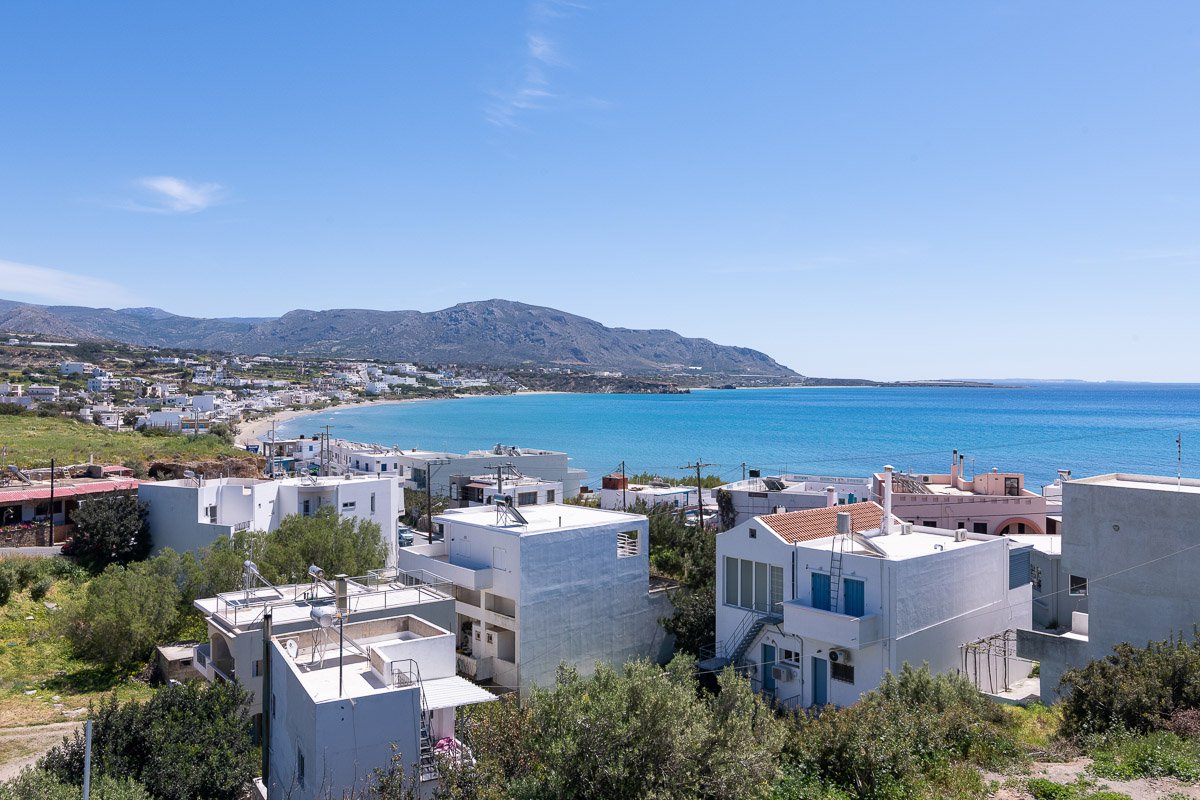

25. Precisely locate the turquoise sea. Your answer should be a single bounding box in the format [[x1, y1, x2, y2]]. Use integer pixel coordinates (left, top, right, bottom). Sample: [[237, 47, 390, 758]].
[[276, 384, 1200, 488]]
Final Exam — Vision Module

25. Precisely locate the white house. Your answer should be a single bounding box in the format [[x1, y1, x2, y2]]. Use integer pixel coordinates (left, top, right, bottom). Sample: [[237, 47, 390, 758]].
[[264, 613, 496, 799], [714, 491, 1032, 708], [395, 503, 674, 697], [598, 473, 699, 513], [396, 444, 588, 500], [193, 563, 457, 747], [447, 470, 562, 508], [716, 473, 873, 527], [140, 474, 404, 558], [58, 361, 94, 375], [1018, 473, 1200, 703], [25, 385, 60, 402]]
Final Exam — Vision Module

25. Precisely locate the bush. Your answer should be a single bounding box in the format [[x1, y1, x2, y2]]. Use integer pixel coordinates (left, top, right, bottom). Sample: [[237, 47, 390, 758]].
[[64, 496, 151, 570], [0, 569, 13, 607], [1087, 730, 1200, 782], [30, 577, 52, 601], [785, 665, 1022, 800], [40, 681, 255, 800], [0, 767, 152, 799], [57, 561, 180, 669], [1059, 635, 1200, 737]]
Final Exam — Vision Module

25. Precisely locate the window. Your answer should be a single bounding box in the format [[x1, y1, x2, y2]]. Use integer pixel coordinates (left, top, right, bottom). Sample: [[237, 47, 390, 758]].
[[1030, 565, 1043, 591], [370, 493, 376, 513], [843, 578, 865, 617], [1069, 575, 1088, 596], [1009, 548, 1032, 590], [252, 659, 263, 677], [518, 491, 537, 506], [341, 501, 356, 511], [740, 559, 754, 608], [923, 520, 937, 528], [297, 749, 305, 787], [205, 504, 217, 523], [546, 489, 555, 503], [1017, 522, 1026, 534], [770, 565, 784, 613], [973, 522, 988, 534], [781, 648, 801, 664], [831, 662, 855, 684], [754, 562, 768, 611], [493, 547, 507, 572], [617, 530, 640, 558], [302, 499, 311, 516], [749, 491, 768, 499], [724, 557, 738, 606], [749, 527, 757, 539], [381, 463, 387, 472], [956, 521, 965, 530]]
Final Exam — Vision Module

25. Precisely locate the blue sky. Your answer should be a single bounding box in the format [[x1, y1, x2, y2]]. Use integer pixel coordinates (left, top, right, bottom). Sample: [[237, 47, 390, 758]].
[[1, 2, 1198, 381]]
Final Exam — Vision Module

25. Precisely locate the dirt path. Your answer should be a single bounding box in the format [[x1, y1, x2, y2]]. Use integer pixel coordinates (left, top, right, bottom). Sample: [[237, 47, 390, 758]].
[[0, 721, 79, 781], [989, 758, 1200, 799]]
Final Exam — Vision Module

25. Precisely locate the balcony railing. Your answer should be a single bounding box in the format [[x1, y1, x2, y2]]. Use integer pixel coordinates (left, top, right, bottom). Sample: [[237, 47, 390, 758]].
[[781, 600, 879, 650]]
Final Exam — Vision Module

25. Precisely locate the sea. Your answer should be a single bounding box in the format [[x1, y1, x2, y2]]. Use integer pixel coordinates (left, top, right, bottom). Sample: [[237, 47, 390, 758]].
[[275, 384, 1200, 488]]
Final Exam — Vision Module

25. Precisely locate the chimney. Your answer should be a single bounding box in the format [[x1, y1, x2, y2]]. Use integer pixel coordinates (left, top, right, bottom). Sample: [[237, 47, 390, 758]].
[[951, 449, 960, 486], [825, 486, 837, 508], [836, 511, 852, 535], [881, 465, 894, 535]]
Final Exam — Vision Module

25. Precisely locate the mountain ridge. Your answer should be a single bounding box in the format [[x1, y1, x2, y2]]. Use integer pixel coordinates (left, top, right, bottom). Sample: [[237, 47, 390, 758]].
[[0, 297, 799, 377]]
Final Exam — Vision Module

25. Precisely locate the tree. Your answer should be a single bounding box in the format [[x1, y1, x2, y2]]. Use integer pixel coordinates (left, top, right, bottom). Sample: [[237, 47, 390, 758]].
[[65, 495, 151, 569], [254, 506, 385, 583], [445, 657, 785, 799], [57, 561, 180, 669], [40, 681, 255, 800]]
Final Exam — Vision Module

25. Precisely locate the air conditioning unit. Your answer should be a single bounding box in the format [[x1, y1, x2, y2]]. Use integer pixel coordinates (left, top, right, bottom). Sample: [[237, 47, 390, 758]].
[[771, 665, 794, 682], [828, 648, 852, 664]]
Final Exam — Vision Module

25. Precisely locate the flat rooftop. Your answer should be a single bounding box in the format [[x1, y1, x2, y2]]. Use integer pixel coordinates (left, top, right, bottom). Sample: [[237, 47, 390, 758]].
[[195, 571, 453, 630], [0, 476, 140, 502], [437, 502, 643, 534], [1071, 473, 1200, 495]]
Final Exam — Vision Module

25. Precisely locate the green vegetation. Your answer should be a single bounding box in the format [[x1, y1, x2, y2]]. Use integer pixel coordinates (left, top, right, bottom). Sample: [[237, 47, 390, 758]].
[[1059, 634, 1200, 737], [0, 768, 152, 800], [1025, 777, 1132, 800], [626, 471, 725, 489], [0, 415, 252, 469], [780, 665, 1024, 799], [634, 500, 718, 656], [63, 496, 151, 569], [1087, 730, 1200, 782], [40, 681, 255, 800], [439, 657, 785, 800]]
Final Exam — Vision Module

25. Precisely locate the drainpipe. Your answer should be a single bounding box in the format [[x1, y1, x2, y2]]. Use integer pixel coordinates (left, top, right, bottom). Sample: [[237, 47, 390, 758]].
[[881, 465, 893, 535], [261, 610, 272, 790]]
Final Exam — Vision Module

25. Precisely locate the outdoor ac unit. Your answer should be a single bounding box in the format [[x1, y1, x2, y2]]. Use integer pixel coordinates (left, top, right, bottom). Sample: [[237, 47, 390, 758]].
[[771, 665, 794, 682], [828, 648, 852, 664]]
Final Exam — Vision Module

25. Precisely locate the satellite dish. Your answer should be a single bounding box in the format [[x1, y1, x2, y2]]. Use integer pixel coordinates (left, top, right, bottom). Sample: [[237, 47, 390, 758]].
[[285, 639, 299, 660]]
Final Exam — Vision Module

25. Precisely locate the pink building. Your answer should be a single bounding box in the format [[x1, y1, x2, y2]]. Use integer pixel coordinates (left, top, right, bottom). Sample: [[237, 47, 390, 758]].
[[870, 451, 1051, 536]]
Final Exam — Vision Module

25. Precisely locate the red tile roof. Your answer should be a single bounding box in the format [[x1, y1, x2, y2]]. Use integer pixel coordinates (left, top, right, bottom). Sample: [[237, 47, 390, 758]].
[[760, 501, 886, 543]]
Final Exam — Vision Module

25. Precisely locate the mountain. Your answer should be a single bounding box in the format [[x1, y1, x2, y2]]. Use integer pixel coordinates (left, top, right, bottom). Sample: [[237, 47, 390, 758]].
[[0, 298, 798, 377]]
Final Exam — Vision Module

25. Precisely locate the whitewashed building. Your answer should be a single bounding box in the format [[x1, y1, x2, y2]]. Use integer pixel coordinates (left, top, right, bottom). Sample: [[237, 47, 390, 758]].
[[598, 473, 700, 512], [716, 473, 872, 527], [447, 471, 561, 509], [140, 474, 403, 557], [714, 478, 1031, 708], [396, 503, 674, 696], [1018, 473, 1200, 703], [396, 444, 588, 500]]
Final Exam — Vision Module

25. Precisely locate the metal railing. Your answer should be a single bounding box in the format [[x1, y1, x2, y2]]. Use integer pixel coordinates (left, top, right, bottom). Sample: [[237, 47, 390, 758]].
[[210, 568, 454, 627]]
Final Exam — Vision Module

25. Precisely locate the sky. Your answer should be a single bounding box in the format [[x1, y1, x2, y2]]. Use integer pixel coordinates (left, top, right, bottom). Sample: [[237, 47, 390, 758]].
[[1, 2, 1199, 382]]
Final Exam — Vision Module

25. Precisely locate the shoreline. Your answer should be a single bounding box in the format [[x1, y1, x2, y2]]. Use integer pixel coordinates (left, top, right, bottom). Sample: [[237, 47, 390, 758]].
[[235, 391, 571, 447]]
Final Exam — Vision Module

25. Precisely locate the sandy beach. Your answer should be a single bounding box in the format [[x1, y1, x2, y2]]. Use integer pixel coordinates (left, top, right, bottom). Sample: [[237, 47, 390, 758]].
[[234, 391, 569, 447]]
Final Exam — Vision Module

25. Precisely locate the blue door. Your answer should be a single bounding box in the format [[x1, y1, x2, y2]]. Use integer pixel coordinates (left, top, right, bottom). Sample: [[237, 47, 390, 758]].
[[844, 579, 865, 618], [811, 572, 831, 611], [812, 657, 828, 706], [762, 644, 776, 693]]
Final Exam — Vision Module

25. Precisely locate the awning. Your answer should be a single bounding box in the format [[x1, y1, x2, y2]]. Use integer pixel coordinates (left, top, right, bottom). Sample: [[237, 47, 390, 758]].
[[0, 479, 140, 503], [419, 677, 499, 710], [465, 483, 491, 490]]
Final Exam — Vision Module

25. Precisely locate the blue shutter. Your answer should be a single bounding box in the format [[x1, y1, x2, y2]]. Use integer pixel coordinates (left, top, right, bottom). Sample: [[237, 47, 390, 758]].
[[812, 572, 831, 611], [843, 578, 865, 617], [1009, 546, 1032, 590]]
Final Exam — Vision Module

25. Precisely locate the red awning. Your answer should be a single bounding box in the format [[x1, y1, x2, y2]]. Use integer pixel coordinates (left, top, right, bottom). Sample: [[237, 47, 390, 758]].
[[0, 479, 140, 504]]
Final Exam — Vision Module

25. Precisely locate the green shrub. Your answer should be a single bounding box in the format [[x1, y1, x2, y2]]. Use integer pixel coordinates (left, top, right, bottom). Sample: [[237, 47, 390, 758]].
[[1059, 635, 1200, 737], [1027, 778, 1074, 800], [0, 568, 13, 607], [30, 577, 52, 601], [1087, 730, 1200, 782], [0, 767, 152, 799]]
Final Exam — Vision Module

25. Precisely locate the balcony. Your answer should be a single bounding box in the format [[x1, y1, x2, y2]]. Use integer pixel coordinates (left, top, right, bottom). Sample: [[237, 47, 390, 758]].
[[781, 600, 880, 649], [396, 542, 493, 590], [191, 643, 233, 683]]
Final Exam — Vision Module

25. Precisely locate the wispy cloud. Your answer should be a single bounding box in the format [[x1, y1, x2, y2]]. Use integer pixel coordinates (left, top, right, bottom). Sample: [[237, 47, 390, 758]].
[[486, 1, 598, 129], [0, 259, 139, 307], [120, 175, 225, 214]]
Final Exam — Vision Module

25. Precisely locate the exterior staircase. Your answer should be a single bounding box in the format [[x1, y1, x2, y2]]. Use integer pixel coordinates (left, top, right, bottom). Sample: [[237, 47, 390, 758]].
[[728, 612, 783, 665]]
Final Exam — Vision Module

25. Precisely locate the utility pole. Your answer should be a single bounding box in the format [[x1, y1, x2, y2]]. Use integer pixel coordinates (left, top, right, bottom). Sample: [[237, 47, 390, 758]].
[[47, 458, 55, 547], [679, 459, 715, 530], [620, 460, 627, 511], [741, 462, 747, 481], [423, 458, 452, 542]]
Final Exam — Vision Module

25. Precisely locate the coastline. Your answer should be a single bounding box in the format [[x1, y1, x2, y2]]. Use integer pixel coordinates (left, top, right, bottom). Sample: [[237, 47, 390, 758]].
[[235, 391, 571, 447]]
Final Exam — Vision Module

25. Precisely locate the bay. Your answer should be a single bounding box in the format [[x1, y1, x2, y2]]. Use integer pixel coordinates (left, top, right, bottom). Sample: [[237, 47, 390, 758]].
[[276, 384, 1200, 488]]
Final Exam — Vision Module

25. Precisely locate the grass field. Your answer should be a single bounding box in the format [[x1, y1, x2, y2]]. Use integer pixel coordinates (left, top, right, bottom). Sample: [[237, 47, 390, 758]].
[[0, 571, 155, 728], [0, 415, 253, 469]]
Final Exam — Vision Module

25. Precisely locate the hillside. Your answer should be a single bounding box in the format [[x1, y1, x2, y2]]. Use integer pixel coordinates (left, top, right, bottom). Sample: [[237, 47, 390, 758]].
[[0, 298, 798, 377]]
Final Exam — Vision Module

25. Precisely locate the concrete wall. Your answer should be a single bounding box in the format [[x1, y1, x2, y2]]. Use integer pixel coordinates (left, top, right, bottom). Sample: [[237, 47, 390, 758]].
[[267, 645, 421, 800]]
